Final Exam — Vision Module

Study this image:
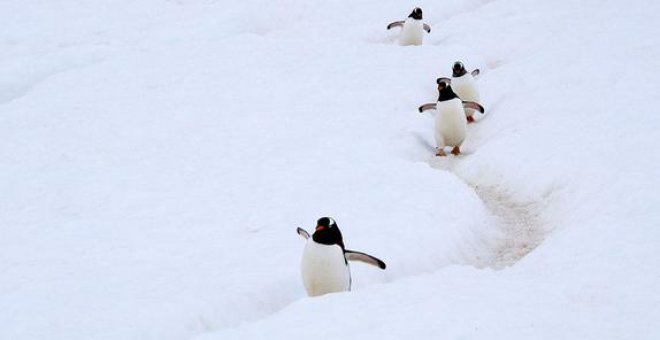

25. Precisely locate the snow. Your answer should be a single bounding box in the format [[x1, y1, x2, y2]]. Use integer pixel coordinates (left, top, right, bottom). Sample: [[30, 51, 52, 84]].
[[1, 0, 659, 339]]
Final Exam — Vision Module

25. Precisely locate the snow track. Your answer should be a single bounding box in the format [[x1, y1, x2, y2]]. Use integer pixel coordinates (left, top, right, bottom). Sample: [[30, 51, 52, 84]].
[[471, 184, 545, 268], [429, 155, 547, 270]]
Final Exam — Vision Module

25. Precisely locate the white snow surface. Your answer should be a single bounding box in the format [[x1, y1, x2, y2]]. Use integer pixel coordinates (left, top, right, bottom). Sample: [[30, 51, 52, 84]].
[[1, 0, 658, 339]]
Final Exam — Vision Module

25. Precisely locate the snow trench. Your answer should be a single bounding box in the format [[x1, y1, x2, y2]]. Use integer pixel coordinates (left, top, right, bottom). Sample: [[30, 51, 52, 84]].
[[470, 183, 546, 269], [428, 157, 547, 270]]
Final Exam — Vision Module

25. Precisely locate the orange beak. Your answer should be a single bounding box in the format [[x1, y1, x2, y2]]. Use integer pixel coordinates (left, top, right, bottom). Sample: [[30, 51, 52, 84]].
[[315, 225, 325, 232]]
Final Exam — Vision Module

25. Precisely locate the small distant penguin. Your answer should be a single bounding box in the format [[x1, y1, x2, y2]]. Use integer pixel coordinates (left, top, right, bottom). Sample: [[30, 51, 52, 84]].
[[386, 7, 431, 46], [419, 78, 485, 156], [451, 61, 481, 123], [296, 217, 386, 297]]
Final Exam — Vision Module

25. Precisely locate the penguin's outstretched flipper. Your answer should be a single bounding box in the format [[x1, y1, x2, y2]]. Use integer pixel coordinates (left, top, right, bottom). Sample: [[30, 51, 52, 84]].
[[419, 103, 437, 113], [345, 250, 387, 269], [387, 21, 404, 30], [297, 227, 310, 240], [423, 23, 431, 33], [462, 101, 485, 113], [471, 69, 480, 78]]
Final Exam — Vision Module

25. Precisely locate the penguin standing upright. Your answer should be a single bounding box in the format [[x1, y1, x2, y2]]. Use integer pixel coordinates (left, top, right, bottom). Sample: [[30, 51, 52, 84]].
[[419, 78, 485, 156], [387, 8, 431, 46], [450, 61, 481, 123], [296, 217, 386, 297]]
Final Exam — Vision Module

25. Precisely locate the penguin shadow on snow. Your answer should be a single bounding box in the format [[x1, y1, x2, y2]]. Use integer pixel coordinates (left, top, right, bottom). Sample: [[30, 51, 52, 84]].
[[411, 133, 437, 155]]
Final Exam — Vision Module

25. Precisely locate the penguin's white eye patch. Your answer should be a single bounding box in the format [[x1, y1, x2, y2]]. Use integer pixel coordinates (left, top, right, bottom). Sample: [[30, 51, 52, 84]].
[[328, 217, 335, 226]]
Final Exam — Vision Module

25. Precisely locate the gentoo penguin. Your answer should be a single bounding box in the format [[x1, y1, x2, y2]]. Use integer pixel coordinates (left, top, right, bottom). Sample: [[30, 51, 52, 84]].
[[418, 78, 485, 156], [296, 217, 386, 297], [451, 61, 481, 123], [386, 7, 431, 46]]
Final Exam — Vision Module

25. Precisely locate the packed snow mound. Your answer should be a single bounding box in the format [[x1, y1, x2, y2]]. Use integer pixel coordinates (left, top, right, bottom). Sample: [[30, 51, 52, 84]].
[[1, 0, 658, 339]]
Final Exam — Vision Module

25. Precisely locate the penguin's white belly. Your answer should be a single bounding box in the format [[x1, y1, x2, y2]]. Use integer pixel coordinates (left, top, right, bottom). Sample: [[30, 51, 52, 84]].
[[435, 99, 467, 148], [301, 241, 350, 297], [451, 76, 480, 117], [399, 19, 424, 46]]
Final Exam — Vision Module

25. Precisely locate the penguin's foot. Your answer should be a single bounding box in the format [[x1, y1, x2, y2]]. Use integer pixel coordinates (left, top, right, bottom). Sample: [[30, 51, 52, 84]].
[[467, 115, 475, 123], [451, 146, 461, 155], [435, 148, 447, 157]]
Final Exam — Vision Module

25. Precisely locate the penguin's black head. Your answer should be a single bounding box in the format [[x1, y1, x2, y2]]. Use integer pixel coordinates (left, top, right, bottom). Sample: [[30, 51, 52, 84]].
[[452, 61, 467, 77], [409, 7, 423, 20], [436, 78, 458, 101], [437, 77, 450, 89], [312, 217, 345, 248], [315, 217, 336, 231]]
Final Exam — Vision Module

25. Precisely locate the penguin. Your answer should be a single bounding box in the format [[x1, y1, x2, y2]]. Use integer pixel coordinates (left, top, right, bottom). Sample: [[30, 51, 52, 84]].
[[296, 217, 386, 297], [450, 61, 481, 123], [418, 78, 485, 156], [386, 7, 431, 46]]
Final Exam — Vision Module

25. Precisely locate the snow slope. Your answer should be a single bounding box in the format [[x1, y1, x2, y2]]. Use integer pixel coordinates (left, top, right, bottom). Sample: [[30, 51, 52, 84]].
[[1, 0, 658, 339]]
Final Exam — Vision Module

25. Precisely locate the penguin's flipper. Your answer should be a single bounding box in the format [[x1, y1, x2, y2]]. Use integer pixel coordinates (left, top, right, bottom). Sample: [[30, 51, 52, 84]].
[[386, 21, 404, 30], [471, 69, 480, 78], [419, 103, 437, 113], [345, 250, 387, 269], [297, 227, 310, 240], [423, 23, 431, 33], [462, 101, 485, 113]]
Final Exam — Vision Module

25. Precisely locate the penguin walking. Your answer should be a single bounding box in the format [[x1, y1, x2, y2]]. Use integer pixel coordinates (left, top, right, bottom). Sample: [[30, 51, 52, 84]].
[[450, 61, 481, 123], [386, 7, 431, 46], [296, 217, 386, 297], [419, 78, 485, 156]]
